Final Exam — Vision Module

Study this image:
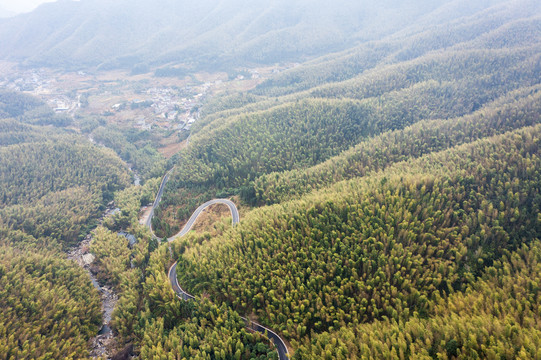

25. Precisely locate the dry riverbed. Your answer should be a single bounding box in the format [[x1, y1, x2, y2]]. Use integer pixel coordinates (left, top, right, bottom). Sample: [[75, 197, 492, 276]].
[[67, 234, 119, 359]]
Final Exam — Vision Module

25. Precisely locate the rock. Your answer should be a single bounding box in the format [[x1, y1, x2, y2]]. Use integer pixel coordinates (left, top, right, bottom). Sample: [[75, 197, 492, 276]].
[[82, 253, 95, 266], [98, 325, 112, 335], [111, 344, 134, 360]]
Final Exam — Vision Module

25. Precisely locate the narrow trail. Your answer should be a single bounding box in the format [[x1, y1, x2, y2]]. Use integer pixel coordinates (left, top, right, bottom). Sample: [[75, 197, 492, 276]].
[[148, 172, 290, 359]]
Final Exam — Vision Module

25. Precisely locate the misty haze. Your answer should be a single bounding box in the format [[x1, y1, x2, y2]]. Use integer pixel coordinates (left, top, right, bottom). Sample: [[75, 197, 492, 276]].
[[0, 0, 540, 359]]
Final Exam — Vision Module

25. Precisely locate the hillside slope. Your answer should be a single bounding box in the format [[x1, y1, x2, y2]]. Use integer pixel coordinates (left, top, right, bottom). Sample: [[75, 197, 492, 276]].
[[0, 93, 133, 358], [0, 0, 515, 70], [140, 2, 541, 358], [172, 124, 541, 358], [154, 0, 541, 237]]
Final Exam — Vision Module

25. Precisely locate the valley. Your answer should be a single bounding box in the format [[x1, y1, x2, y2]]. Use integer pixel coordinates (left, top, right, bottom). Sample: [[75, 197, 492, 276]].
[[0, 62, 287, 142], [0, 0, 540, 359]]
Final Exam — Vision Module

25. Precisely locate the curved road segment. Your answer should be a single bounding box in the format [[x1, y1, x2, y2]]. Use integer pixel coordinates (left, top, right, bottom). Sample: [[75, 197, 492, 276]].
[[168, 198, 239, 241], [149, 172, 290, 360]]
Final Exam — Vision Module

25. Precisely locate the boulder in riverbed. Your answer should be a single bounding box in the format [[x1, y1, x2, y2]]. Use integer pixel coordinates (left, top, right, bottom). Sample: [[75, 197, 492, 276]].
[[82, 253, 95, 266]]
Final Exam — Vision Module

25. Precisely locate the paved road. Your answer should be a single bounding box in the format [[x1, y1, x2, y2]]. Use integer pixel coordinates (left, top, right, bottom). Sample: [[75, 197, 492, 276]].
[[167, 198, 239, 241], [148, 171, 290, 359], [146, 171, 239, 240], [245, 318, 290, 360], [144, 170, 171, 230], [167, 262, 194, 301], [168, 260, 289, 359]]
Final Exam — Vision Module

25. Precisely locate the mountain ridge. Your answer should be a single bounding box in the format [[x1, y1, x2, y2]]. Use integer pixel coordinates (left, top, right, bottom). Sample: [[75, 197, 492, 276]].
[[0, 0, 514, 71]]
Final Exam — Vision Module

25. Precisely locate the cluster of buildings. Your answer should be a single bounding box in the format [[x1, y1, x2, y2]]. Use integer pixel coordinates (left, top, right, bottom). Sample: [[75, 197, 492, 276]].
[[0, 68, 80, 113], [0, 69, 49, 92], [0, 65, 280, 133], [111, 85, 209, 132]]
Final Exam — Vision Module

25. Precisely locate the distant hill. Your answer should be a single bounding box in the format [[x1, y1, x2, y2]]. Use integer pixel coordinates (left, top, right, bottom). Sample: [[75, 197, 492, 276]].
[[0, 0, 513, 71], [154, 0, 541, 234], [140, 1, 541, 358]]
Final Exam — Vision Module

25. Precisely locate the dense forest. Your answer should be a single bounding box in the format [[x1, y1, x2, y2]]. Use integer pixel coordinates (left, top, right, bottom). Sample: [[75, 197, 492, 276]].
[[295, 239, 541, 359], [89, 125, 167, 183], [155, 6, 541, 238], [132, 245, 278, 359], [0, 245, 102, 359], [142, 2, 541, 359], [91, 189, 278, 358], [1, 0, 540, 359], [0, 91, 72, 126], [0, 138, 131, 248], [0, 91, 278, 359], [0, 94, 132, 358], [247, 87, 541, 206], [173, 125, 540, 349]]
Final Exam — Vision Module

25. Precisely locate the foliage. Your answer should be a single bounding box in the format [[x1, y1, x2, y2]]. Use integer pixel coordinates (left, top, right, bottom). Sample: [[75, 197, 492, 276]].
[[1, 2, 540, 358], [91, 125, 167, 182], [139, 299, 278, 360], [173, 125, 541, 344], [293, 240, 541, 359], [104, 177, 160, 231], [158, 27, 540, 235], [89, 179, 160, 344], [90, 227, 132, 288], [0, 133, 131, 247], [245, 86, 541, 205], [0, 90, 73, 126], [0, 91, 43, 118], [0, 93, 132, 358], [142, 10, 541, 357], [0, 187, 101, 248], [135, 244, 277, 359], [0, 140, 129, 208], [253, 6, 541, 96], [0, 245, 101, 360]]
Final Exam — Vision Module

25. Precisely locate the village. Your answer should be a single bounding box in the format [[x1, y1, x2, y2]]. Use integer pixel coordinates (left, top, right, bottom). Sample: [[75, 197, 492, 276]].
[[0, 66, 218, 133], [110, 85, 208, 132], [0, 61, 297, 141]]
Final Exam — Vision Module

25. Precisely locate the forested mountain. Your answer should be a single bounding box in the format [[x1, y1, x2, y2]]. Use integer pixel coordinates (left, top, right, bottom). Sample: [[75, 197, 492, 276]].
[[90, 125, 166, 182], [0, 0, 519, 71], [138, 1, 541, 358], [0, 91, 72, 126], [173, 124, 541, 344], [1, 0, 540, 358], [133, 244, 279, 359], [295, 239, 541, 358], [0, 245, 102, 359], [0, 134, 131, 247], [0, 93, 134, 358], [154, 0, 541, 236], [248, 87, 541, 206], [253, 0, 541, 95], [0, 91, 276, 358]]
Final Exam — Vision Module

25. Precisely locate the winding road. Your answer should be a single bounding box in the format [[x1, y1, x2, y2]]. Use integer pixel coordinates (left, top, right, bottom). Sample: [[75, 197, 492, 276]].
[[148, 171, 290, 360], [167, 198, 239, 241]]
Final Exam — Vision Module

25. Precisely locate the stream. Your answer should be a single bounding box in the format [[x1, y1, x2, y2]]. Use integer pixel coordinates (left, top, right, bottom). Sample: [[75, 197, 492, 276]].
[[67, 232, 118, 359], [129, 166, 140, 186], [66, 162, 140, 358]]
